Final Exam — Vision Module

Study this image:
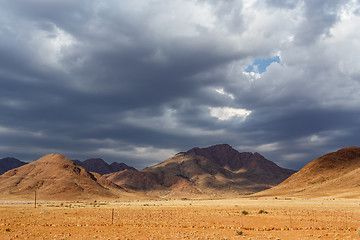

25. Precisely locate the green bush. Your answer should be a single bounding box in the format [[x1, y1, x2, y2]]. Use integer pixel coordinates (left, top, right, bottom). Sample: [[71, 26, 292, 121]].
[[241, 210, 249, 215]]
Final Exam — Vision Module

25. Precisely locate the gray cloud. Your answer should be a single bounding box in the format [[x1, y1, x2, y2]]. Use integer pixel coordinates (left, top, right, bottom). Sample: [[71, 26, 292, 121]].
[[0, 0, 359, 170], [294, 0, 345, 44]]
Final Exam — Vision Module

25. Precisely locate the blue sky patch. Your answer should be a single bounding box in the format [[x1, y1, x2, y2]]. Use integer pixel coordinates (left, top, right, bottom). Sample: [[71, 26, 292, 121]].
[[245, 56, 280, 73]]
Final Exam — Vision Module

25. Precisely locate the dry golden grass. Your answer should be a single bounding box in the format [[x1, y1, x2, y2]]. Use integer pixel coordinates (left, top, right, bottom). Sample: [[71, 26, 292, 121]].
[[1, 198, 359, 239]]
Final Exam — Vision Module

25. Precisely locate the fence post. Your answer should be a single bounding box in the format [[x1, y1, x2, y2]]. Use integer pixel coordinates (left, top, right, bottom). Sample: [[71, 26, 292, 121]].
[[112, 209, 114, 225], [34, 189, 37, 209]]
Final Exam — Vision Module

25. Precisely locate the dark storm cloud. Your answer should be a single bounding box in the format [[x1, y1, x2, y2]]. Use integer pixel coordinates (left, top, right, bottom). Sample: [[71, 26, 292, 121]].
[[0, 0, 359, 170]]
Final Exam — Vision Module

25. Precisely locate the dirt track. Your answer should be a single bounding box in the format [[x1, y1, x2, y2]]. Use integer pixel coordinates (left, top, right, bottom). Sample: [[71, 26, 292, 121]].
[[1, 198, 359, 239]]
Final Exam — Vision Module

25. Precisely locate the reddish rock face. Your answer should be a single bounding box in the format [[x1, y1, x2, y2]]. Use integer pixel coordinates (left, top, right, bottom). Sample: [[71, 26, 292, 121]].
[[107, 144, 296, 197], [186, 144, 293, 175]]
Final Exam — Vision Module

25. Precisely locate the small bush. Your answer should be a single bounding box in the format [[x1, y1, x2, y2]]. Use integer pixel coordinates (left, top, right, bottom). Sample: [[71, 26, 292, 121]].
[[258, 209, 268, 214], [5, 228, 10, 232], [241, 210, 249, 215], [235, 230, 243, 235]]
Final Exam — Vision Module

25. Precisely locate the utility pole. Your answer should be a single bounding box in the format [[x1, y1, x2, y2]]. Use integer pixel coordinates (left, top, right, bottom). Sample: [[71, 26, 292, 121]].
[[34, 189, 37, 209]]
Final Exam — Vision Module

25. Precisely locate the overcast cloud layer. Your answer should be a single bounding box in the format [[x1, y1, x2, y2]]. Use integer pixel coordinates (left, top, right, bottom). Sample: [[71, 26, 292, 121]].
[[1, 0, 359, 170]]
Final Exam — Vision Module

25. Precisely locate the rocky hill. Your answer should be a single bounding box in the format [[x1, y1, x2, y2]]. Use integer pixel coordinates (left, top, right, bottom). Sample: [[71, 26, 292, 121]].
[[106, 144, 296, 197], [0, 154, 128, 201], [254, 147, 360, 198]]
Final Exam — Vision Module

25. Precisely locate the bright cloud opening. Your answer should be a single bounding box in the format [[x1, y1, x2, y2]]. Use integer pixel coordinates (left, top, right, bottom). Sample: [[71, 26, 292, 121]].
[[255, 142, 281, 152], [209, 107, 252, 121]]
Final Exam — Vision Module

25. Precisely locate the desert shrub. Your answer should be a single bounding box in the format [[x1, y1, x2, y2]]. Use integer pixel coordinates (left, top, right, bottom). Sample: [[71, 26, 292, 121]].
[[241, 210, 249, 215], [258, 209, 268, 214], [235, 230, 243, 235], [5, 228, 10, 232]]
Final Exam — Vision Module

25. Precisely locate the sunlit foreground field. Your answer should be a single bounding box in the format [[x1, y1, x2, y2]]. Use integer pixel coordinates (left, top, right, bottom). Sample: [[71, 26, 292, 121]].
[[1, 198, 360, 240]]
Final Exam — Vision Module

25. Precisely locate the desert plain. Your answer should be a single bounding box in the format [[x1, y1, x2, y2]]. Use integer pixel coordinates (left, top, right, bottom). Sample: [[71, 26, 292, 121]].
[[1, 197, 360, 240]]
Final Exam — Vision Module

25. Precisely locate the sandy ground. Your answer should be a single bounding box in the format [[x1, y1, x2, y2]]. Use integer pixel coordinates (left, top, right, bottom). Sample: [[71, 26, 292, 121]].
[[1, 198, 360, 240]]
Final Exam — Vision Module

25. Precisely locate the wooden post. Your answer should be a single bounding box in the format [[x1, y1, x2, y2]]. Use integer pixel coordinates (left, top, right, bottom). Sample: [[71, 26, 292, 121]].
[[34, 189, 37, 209], [111, 209, 114, 225]]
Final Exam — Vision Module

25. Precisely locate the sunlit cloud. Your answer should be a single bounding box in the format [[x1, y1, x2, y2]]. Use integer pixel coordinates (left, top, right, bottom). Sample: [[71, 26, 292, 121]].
[[209, 107, 251, 121], [215, 88, 235, 99]]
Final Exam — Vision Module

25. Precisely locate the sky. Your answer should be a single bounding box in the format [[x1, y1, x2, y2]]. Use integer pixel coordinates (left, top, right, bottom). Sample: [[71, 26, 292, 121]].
[[0, 0, 359, 170]]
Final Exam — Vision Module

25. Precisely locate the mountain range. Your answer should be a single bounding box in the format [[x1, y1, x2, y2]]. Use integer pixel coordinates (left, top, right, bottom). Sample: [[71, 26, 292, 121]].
[[0, 144, 295, 200], [2, 144, 359, 200], [0, 157, 135, 176], [73, 158, 136, 175]]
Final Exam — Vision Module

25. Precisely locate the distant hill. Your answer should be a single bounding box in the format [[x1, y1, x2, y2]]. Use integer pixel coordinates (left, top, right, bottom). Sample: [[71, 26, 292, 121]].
[[73, 158, 136, 175], [106, 144, 296, 197], [0, 154, 129, 201], [0, 157, 27, 175], [254, 147, 360, 198]]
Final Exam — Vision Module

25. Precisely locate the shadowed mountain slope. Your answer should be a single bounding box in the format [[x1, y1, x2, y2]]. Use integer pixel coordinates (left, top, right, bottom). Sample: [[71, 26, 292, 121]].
[[254, 147, 360, 198], [73, 158, 136, 175], [106, 144, 296, 197], [0, 154, 127, 201], [0, 157, 27, 175]]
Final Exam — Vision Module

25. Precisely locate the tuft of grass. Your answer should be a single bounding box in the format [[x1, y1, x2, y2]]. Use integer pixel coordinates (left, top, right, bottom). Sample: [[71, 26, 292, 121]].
[[241, 210, 249, 215], [258, 209, 268, 214], [235, 230, 243, 235], [5, 228, 10, 232]]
